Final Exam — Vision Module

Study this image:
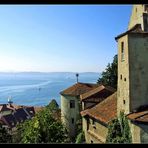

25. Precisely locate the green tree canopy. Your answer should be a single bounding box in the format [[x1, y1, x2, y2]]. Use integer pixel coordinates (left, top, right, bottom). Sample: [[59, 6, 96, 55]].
[[97, 54, 117, 89], [0, 123, 12, 143], [46, 99, 59, 111], [106, 112, 132, 143], [75, 131, 85, 144], [14, 106, 68, 143]]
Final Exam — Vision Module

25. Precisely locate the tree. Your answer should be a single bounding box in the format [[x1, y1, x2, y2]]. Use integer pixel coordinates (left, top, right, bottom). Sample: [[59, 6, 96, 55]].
[[75, 131, 85, 144], [106, 112, 132, 143], [0, 123, 12, 143], [46, 99, 59, 111], [97, 54, 118, 89], [14, 105, 68, 143]]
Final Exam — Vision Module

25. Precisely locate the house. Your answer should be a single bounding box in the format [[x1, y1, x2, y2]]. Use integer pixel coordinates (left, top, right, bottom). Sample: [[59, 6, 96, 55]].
[[60, 82, 116, 140], [0, 103, 38, 130], [80, 85, 116, 143], [80, 85, 116, 110], [81, 92, 117, 143], [60, 82, 99, 139]]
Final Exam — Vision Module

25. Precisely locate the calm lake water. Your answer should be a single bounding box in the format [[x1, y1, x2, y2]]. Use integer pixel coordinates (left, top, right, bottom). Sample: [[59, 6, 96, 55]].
[[0, 72, 99, 106]]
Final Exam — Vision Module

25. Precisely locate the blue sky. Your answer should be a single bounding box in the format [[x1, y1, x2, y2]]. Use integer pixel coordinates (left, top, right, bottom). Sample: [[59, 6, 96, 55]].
[[0, 5, 132, 73]]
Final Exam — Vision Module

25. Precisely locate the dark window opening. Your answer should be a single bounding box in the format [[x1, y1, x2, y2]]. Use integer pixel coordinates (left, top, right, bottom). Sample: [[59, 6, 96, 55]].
[[123, 100, 126, 105], [121, 42, 124, 61], [86, 118, 89, 130], [70, 100, 75, 108], [124, 78, 126, 81], [91, 140, 93, 143], [135, 8, 137, 13], [71, 118, 74, 124], [120, 75, 122, 80]]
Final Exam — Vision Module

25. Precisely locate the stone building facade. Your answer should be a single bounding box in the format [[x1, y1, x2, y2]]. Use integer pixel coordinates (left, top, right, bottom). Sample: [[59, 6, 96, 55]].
[[81, 91, 117, 143], [60, 82, 99, 139], [115, 5, 148, 143], [61, 5, 148, 143]]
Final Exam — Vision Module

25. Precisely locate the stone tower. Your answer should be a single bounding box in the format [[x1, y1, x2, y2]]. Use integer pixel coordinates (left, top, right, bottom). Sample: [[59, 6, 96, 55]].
[[128, 5, 148, 31], [115, 5, 148, 143], [116, 5, 148, 115]]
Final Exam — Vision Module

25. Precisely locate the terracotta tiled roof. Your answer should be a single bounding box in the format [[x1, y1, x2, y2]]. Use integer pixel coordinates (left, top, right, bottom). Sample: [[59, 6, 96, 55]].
[[127, 110, 148, 123], [115, 24, 148, 40], [0, 104, 12, 112], [0, 107, 36, 128], [80, 85, 116, 101], [0, 104, 36, 128], [60, 82, 99, 96], [81, 92, 117, 124]]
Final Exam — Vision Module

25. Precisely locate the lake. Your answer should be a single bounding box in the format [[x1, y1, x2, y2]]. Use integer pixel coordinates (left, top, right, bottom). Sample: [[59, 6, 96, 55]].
[[0, 72, 100, 106]]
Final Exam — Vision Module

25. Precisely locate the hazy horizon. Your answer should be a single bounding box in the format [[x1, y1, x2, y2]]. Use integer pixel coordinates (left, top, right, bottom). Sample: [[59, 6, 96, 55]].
[[0, 71, 100, 73]]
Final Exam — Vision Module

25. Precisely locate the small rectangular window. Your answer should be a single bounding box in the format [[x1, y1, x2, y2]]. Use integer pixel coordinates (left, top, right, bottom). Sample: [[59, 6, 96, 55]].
[[91, 140, 93, 143], [120, 75, 122, 80], [70, 100, 75, 108], [71, 118, 74, 124], [123, 100, 126, 105], [124, 78, 126, 81], [121, 42, 124, 61]]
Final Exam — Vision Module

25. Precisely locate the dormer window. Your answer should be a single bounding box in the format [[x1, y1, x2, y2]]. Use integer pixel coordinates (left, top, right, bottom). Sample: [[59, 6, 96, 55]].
[[121, 42, 125, 61]]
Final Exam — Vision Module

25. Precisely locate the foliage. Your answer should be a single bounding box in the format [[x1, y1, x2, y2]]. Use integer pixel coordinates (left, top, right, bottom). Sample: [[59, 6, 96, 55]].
[[0, 123, 12, 143], [75, 131, 85, 144], [46, 99, 59, 111], [75, 118, 82, 135], [97, 54, 117, 89], [106, 112, 132, 143], [14, 106, 68, 143]]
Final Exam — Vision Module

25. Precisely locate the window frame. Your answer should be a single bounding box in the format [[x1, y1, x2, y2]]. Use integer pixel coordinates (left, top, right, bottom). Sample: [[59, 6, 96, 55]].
[[70, 100, 75, 108]]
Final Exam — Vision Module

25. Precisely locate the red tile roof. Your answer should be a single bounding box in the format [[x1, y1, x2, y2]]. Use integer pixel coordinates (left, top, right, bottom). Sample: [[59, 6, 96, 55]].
[[127, 110, 148, 123], [60, 82, 99, 96], [0, 104, 12, 112], [0, 104, 40, 128], [81, 92, 117, 124], [80, 85, 116, 101]]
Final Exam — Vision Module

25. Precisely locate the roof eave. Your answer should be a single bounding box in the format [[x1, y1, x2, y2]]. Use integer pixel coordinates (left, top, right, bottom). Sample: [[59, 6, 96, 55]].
[[115, 24, 142, 41]]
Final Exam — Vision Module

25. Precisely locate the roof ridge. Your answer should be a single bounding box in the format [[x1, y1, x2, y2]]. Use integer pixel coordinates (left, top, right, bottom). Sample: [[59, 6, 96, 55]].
[[80, 85, 104, 101]]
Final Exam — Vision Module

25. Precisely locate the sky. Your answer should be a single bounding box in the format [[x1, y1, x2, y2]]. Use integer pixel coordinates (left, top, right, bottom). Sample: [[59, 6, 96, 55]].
[[0, 5, 132, 73]]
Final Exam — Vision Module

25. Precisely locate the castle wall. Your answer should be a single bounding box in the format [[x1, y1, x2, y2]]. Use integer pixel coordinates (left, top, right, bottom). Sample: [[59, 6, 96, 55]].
[[128, 34, 148, 111], [61, 95, 80, 138], [128, 5, 146, 30], [130, 122, 148, 143], [82, 117, 108, 143], [117, 35, 130, 115]]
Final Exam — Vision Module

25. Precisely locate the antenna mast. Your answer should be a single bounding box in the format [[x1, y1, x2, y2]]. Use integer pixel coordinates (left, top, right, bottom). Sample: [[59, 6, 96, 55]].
[[76, 73, 79, 83]]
